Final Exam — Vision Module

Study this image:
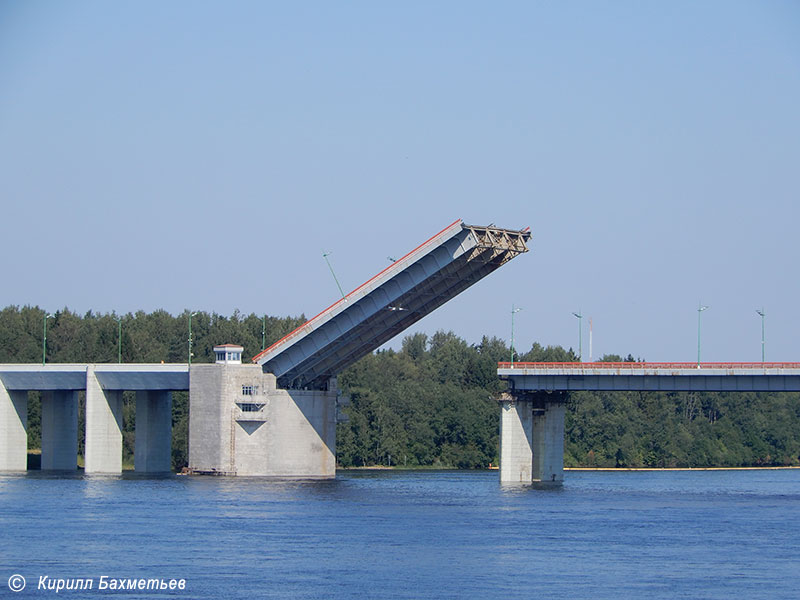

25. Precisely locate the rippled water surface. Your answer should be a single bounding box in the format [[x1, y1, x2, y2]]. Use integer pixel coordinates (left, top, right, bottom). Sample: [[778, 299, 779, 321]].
[[1, 469, 799, 599]]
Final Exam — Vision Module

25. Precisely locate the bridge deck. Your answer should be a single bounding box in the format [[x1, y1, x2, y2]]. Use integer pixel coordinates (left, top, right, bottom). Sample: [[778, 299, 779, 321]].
[[255, 220, 531, 390], [0, 364, 189, 391], [498, 362, 800, 392]]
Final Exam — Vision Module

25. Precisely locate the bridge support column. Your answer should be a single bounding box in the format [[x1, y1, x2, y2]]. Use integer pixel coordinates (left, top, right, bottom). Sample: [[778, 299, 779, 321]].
[[499, 398, 533, 483], [0, 383, 28, 472], [499, 391, 567, 485], [41, 391, 78, 470], [84, 367, 123, 474], [135, 391, 172, 472], [532, 401, 566, 483]]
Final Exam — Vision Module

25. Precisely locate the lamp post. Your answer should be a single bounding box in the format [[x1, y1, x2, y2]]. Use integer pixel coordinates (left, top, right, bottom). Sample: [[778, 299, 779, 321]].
[[261, 314, 266, 352], [323, 251, 347, 301], [697, 303, 709, 367], [117, 316, 122, 364], [188, 311, 198, 366], [572, 311, 583, 362], [510, 305, 522, 367], [756, 308, 765, 363], [42, 313, 54, 366]]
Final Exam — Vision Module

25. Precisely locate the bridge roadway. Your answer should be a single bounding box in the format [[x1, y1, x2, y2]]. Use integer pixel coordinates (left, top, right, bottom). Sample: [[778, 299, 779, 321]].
[[498, 362, 800, 392], [0, 364, 188, 473], [496, 362, 800, 486]]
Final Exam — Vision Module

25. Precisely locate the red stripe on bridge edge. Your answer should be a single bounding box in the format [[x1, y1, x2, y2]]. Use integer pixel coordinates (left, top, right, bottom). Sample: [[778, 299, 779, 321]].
[[498, 362, 800, 370]]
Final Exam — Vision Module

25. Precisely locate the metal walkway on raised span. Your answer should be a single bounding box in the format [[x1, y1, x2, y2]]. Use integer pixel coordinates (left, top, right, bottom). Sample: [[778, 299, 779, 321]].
[[254, 219, 531, 390]]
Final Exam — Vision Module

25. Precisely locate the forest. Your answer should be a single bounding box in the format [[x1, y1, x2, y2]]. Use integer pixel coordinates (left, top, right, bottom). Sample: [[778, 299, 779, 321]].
[[2, 305, 799, 470]]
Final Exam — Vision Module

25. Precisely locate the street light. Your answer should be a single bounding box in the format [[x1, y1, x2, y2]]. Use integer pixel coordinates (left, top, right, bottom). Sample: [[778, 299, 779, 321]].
[[188, 311, 198, 366], [261, 314, 266, 352], [323, 251, 347, 301], [756, 308, 765, 363], [572, 311, 583, 362], [697, 303, 709, 367], [510, 305, 522, 367], [117, 315, 122, 364], [42, 313, 54, 366]]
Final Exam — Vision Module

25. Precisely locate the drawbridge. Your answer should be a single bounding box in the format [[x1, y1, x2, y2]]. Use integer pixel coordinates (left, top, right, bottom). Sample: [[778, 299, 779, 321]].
[[253, 219, 531, 389]]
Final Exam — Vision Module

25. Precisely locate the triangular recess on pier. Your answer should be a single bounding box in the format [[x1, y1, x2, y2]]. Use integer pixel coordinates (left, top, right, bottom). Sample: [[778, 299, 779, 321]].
[[253, 219, 531, 390]]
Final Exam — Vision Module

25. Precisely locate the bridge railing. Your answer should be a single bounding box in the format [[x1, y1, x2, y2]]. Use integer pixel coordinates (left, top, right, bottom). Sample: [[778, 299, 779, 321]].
[[498, 362, 800, 370]]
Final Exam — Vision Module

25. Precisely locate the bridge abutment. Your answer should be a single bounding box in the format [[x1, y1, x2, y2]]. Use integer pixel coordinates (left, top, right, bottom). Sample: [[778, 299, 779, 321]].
[[135, 391, 172, 473], [499, 391, 567, 485], [40, 390, 78, 470], [0, 384, 27, 472], [84, 367, 123, 474]]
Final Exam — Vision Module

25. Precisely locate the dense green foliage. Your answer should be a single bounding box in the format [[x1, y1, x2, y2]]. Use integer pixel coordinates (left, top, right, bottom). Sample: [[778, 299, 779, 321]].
[[2, 305, 799, 470]]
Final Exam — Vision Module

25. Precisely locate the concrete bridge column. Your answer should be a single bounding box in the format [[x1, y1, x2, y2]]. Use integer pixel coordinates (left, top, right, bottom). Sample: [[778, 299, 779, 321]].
[[499, 397, 533, 484], [84, 367, 123, 474], [135, 391, 172, 472], [532, 401, 566, 484], [0, 382, 28, 472], [41, 390, 78, 470]]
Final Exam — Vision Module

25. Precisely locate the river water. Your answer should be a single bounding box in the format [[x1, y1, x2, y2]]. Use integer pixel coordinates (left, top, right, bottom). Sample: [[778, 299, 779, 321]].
[[1, 469, 799, 599]]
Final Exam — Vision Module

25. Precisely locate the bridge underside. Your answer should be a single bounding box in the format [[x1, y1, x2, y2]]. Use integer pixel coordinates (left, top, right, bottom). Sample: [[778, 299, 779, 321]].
[[255, 220, 531, 390]]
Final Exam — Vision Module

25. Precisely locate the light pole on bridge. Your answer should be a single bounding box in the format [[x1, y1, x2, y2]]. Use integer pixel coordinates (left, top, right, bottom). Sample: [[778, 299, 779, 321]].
[[323, 251, 347, 301], [572, 311, 583, 362], [188, 311, 198, 366], [117, 315, 122, 364], [42, 313, 54, 366], [510, 305, 522, 367], [756, 308, 765, 363], [697, 303, 709, 367]]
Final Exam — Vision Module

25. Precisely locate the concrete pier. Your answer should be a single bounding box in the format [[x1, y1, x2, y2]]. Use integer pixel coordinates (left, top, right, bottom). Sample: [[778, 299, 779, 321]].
[[135, 391, 172, 472], [189, 353, 338, 477], [84, 367, 123, 474], [532, 401, 565, 483], [40, 390, 78, 470], [499, 391, 567, 485], [499, 398, 533, 484], [0, 385, 27, 472]]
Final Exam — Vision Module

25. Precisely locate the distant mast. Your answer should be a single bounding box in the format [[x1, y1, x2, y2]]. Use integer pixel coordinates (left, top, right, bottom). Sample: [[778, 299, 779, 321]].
[[589, 317, 593, 363]]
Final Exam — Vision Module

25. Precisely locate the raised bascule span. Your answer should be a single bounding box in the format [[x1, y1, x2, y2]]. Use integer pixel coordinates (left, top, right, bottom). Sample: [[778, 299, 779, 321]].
[[253, 219, 532, 390]]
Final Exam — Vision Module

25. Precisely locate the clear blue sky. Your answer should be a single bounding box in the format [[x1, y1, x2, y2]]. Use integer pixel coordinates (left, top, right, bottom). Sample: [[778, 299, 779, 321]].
[[1, 1, 798, 362]]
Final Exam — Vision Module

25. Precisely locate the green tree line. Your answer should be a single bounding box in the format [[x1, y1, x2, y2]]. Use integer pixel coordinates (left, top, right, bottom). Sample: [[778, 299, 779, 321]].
[[2, 305, 799, 470]]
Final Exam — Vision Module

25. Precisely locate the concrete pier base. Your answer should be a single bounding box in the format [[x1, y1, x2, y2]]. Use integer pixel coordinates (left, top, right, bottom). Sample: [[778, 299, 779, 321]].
[[135, 391, 172, 472], [499, 391, 567, 485], [499, 398, 533, 484], [533, 402, 565, 483], [189, 364, 337, 477], [41, 391, 78, 470], [0, 384, 27, 472], [84, 367, 123, 474]]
